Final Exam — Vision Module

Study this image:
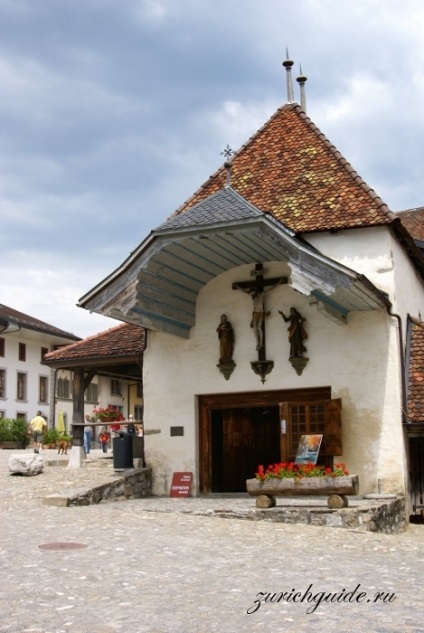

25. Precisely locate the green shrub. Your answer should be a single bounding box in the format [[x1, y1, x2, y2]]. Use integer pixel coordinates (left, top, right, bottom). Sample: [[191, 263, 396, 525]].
[[0, 418, 30, 446], [42, 427, 60, 445]]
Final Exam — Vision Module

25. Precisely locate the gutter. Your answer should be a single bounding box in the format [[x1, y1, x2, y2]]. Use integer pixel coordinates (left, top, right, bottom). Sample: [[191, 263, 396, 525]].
[[387, 307, 407, 424]]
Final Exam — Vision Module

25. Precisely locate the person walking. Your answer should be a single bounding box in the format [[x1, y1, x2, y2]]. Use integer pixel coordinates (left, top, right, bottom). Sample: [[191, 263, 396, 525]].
[[29, 411, 47, 454], [99, 427, 110, 453], [84, 414, 93, 455]]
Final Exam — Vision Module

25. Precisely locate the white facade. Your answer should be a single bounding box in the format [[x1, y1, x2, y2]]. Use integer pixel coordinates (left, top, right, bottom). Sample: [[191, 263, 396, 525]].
[[0, 327, 74, 426], [143, 227, 424, 496], [0, 324, 142, 434]]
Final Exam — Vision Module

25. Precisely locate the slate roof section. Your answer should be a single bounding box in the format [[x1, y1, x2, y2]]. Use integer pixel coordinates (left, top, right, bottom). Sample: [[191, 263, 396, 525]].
[[43, 323, 145, 363], [156, 187, 263, 231], [0, 303, 80, 341], [407, 319, 424, 423], [396, 207, 424, 241], [173, 103, 396, 233]]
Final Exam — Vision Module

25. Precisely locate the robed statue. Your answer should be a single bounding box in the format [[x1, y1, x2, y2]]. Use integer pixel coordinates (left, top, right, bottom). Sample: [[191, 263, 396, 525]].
[[279, 307, 307, 357]]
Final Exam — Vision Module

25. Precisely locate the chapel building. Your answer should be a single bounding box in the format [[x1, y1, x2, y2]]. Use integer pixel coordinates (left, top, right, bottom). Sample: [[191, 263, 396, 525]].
[[77, 63, 424, 511]]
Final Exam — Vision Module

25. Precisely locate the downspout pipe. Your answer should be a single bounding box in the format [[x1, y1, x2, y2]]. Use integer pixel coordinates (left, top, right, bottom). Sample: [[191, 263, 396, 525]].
[[387, 306, 407, 424]]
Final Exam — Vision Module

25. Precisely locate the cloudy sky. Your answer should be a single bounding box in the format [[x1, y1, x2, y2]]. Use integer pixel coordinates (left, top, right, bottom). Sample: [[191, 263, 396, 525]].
[[1, 0, 424, 339]]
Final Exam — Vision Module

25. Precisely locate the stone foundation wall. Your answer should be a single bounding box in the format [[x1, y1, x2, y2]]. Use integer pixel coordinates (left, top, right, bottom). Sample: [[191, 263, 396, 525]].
[[247, 496, 407, 533], [44, 467, 152, 507]]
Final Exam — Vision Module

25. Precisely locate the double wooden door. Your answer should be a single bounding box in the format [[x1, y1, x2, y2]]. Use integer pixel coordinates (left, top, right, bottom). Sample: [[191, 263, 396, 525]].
[[210, 407, 280, 492], [199, 387, 339, 493]]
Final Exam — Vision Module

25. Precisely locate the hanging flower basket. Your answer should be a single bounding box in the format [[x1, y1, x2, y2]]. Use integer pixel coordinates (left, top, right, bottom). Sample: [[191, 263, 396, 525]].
[[91, 406, 124, 423]]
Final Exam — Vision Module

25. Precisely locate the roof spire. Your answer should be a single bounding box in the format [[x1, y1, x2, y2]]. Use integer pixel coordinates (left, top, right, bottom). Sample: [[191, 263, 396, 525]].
[[221, 144, 234, 188], [296, 64, 308, 113], [282, 47, 294, 103]]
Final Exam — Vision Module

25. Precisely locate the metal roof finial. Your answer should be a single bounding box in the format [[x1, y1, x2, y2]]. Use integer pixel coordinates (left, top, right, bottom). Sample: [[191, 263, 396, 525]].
[[296, 64, 308, 113], [282, 47, 294, 103]]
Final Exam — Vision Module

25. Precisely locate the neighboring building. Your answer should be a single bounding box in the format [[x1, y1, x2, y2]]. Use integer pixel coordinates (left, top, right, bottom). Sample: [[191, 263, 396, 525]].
[[0, 304, 80, 426], [77, 77, 424, 511], [44, 323, 145, 434]]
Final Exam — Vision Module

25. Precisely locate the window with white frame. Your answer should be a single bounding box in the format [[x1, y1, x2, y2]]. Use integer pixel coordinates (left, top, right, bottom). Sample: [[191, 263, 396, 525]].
[[18, 343, 26, 361], [39, 376, 49, 404], [85, 382, 98, 403], [110, 379, 121, 396], [0, 369, 5, 399], [57, 377, 70, 399], [17, 372, 27, 401]]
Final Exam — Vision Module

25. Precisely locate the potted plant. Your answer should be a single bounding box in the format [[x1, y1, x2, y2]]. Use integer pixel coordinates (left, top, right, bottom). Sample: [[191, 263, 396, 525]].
[[42, 427, 60, 449], [246, 462, 359, 508]]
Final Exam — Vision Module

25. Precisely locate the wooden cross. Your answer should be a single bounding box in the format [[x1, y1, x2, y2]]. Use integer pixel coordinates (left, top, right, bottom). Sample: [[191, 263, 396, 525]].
[[232, 263, 287, 361]]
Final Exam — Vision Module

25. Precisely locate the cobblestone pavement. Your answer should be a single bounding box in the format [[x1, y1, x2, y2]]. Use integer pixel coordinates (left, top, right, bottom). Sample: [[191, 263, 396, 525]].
[[1, 448, 424, 633]]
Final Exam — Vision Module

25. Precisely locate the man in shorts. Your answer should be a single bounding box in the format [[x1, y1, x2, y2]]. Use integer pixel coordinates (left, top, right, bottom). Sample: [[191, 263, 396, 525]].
[[29, 411, 47, 454]]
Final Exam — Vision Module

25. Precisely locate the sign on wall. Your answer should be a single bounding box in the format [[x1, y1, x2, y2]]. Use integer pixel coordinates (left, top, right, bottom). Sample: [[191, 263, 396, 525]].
[[170, 472, 193, 497]]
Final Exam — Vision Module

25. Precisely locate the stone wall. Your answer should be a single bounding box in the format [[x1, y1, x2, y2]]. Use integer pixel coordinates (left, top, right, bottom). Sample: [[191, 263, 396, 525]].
[[44, 467, 152, 507], [241, 496, 407, 534]]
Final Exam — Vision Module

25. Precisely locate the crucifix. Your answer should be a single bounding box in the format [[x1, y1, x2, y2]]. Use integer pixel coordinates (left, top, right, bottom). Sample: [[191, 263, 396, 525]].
[[233, 264, 288, 376]]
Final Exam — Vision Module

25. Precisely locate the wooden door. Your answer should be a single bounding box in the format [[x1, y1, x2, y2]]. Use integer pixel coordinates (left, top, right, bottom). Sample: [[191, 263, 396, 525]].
[[198, 388, 333, 493], [213, 407, 280, 492], [409, 436, 424, 517]]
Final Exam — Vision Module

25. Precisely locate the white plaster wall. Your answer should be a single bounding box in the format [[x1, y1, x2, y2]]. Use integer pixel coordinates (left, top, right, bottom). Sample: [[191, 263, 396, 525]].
[[307, 225, 424, 494], [144, 247, 407, 496], [306, 226, 424, 325], [0, 329, 59, 423]]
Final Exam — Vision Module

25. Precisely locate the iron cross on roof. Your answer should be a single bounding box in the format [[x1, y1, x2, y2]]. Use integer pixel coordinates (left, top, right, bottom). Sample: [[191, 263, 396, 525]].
[[232, 263, 287, 362], [221, 144, 234, 187]]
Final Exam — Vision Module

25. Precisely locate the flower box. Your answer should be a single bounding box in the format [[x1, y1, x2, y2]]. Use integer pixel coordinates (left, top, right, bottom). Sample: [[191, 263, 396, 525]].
[[246, 475, 359, 509]]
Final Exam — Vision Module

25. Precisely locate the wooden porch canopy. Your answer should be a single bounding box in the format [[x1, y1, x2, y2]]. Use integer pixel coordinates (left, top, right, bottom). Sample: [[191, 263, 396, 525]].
[[77, 188, 392, 337]]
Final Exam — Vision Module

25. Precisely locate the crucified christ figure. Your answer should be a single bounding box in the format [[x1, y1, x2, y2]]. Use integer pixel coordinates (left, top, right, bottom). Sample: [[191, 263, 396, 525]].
[[233, 281, 283, 351]]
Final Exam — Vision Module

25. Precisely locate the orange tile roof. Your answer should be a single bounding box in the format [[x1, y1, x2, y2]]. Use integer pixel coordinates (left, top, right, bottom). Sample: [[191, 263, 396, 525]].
[[407, 321, 424, 423], [174, 104, 395, 233], [44, 323, 145, 363], [397, 207, 424, 241]]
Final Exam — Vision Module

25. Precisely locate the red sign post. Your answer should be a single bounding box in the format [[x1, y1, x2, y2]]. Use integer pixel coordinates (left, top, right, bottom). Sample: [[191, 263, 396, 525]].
[[170, 472, 193, 497]]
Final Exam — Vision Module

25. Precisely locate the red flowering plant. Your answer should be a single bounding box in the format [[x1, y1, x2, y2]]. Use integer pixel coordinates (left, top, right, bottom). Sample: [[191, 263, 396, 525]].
[[255, 462, 349, 481], [91, 406, 124, 422]]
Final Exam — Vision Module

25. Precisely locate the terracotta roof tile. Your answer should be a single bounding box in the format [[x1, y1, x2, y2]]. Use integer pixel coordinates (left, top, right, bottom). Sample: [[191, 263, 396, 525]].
[[407, 322, 424, 422], [44, 323, 145, 363], [173, 104, 394, 233], [396, 207, 424, 241]]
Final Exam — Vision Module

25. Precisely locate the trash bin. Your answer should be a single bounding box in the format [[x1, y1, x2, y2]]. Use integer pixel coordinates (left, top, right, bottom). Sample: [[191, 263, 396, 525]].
[[112, 432, 133, 469]]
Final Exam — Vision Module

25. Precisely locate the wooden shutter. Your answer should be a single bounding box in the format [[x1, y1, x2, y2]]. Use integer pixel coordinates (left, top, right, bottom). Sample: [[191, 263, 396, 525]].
[[324, 398, 343, 455]]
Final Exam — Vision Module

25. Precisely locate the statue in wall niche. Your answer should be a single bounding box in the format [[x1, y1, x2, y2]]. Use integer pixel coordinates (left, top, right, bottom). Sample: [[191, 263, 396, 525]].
[[279, 307, 307, 357], [216, 314, 235, 363]]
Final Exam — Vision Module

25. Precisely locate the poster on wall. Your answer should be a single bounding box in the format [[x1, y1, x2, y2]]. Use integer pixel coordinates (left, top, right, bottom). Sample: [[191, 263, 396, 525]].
[[294, 434, 323, 465]]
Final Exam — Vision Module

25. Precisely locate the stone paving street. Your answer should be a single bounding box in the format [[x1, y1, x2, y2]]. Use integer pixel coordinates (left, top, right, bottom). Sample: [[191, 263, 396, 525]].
[[1, 447, 424, 633]]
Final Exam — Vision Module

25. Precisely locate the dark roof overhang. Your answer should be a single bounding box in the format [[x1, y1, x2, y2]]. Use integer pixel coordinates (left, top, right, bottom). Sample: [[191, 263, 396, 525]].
[[78, 189, 391, 338]]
